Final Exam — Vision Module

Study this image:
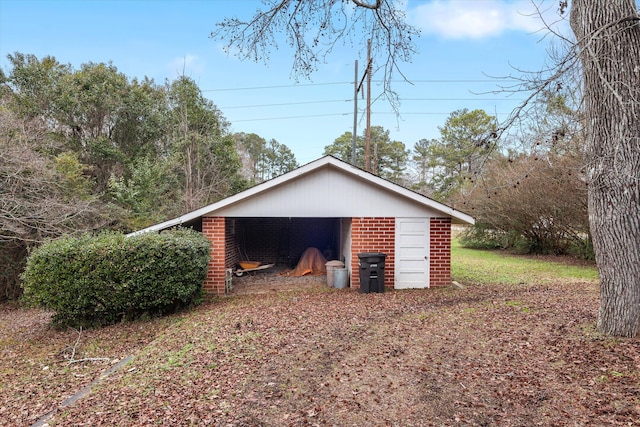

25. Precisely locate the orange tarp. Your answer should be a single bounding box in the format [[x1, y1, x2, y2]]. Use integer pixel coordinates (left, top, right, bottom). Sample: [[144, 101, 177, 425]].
[[286, 247, 327, 277]]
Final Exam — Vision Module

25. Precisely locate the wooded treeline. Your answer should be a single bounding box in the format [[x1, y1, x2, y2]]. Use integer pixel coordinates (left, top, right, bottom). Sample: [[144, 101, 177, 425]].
[[1, 52, 590, 301], [0, 53, 299, 300]]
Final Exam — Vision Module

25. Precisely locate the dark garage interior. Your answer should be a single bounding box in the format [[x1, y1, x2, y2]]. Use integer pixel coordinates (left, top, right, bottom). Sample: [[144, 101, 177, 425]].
[[226, 217, 343, 269]]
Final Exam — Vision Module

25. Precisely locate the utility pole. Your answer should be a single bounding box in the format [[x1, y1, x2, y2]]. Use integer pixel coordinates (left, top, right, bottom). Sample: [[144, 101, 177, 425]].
[[352, 59, 358, 165], [365, 39, 372, 172], [353, 40, 373, 172]]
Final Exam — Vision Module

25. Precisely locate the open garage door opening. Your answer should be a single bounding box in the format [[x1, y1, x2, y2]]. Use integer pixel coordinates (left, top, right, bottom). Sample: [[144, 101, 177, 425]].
[[225, 217, 350, 274]]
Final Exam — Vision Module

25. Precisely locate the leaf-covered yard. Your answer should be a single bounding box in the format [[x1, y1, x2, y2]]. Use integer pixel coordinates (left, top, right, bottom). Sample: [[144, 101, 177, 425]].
[[2, 253, 639, 426]]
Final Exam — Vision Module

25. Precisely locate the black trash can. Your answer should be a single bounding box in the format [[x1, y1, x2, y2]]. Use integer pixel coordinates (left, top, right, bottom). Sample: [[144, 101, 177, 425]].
[[358, 252, 386, 293]]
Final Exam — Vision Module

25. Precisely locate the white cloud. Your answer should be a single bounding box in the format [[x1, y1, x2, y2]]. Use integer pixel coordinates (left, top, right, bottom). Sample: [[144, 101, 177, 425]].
[[409, 0, 564, 39]]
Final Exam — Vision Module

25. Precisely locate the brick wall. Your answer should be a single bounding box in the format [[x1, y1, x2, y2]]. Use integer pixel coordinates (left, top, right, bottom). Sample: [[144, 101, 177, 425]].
[[202, 216, 226, 295], [225, 219, 240, 269], [430, 217, 451, 287], [350, 217, 395, 290]]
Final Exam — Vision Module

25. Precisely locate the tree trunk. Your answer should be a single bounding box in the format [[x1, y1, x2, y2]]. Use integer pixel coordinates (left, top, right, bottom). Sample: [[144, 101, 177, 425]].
[[570, 0, 640, 336]]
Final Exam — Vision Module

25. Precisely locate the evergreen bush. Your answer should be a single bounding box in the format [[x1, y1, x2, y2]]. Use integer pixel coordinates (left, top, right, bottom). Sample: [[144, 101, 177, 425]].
[[21, 229, 210, 327]]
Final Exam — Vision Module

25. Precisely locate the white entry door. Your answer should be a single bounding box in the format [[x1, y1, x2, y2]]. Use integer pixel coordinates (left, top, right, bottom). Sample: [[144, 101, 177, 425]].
[[395, 218, 429, 289]]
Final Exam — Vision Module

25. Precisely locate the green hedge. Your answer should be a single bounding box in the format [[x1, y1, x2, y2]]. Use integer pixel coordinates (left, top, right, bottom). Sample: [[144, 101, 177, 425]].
[[21, 229, 210, 327]]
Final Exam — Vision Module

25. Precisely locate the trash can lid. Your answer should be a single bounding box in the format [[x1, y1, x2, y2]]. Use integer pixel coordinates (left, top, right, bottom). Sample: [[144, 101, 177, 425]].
[[358, 252, 386, 258], [325, 260, 345, 267]]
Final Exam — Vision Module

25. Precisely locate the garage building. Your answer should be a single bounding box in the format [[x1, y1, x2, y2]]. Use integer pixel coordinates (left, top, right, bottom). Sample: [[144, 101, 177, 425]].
[[133, 156, 474, 295]]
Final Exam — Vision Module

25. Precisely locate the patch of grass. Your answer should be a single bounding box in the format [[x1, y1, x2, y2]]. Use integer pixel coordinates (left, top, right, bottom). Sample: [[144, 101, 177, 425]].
[[451, 239, 598, 286], [504, 300, 531, 313], [163, 343, 194, 370]]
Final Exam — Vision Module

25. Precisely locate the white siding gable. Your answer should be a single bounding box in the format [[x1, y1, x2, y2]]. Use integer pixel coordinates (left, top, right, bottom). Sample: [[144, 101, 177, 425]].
[[213, 166, 441, 217]]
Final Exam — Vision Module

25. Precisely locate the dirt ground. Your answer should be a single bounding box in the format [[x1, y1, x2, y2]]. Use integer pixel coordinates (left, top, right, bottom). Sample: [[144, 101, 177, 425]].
[[229, 265, 329, 295], [2, 277, 640, 426]]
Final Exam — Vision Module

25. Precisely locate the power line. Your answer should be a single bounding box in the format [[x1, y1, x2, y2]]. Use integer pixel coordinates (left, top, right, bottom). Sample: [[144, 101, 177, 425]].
[[400, 98, 524, 102], [212, 80, 522, 122], [202, 82, 350, 92], [228, 111, 516, 123], [371, 112, 513, 116], [201, 79, 519, 93], [403, 79, 519, 83], [231, 112, 350, 122], [220, 97, 522, 110], [221, 99, 350, 109]]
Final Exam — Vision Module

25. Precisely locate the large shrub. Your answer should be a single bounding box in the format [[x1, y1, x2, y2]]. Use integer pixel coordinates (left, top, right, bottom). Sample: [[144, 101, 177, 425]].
[[21, 229, 210, 327], [459, 153, 592, 259]]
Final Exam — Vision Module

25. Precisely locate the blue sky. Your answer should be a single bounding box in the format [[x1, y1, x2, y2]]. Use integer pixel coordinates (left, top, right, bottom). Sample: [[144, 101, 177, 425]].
[[0, 0, 569, 164]]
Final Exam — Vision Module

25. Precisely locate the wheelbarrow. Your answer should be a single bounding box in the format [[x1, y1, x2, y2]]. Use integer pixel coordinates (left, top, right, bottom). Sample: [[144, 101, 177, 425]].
[[234, 262, 275, 277]]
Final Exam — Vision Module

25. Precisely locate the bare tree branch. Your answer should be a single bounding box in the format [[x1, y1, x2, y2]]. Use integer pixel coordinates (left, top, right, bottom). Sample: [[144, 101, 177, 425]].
[[62, 328, 111, 365], [210, 0, 418, 113], [0, 110, 110, 245]]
